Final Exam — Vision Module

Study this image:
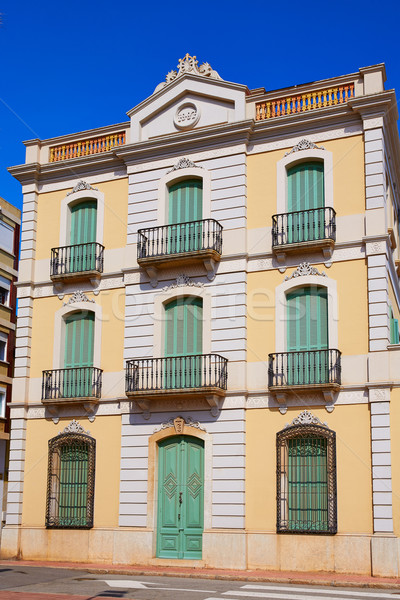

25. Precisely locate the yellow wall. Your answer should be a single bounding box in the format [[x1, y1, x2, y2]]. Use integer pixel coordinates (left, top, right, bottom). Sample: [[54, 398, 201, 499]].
[[246, 404, 373, 534], [0, 254, 14, 270], [30, 288, 125, 378], [247, 135, 365, 230], [35, 178, 128, 260], [21, 416, 121, 528], [247, 259, 369, 362], [390, 388, 400, 535]]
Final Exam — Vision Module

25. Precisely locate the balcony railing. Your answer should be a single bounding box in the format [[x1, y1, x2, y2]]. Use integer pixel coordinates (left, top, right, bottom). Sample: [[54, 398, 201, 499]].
[[50, 243, 104, 278], [42, 367, 102, 400], [137, 219, 223, 261], [256, 83, 355, 120], [126, 354, 228, 395], [272, 208, 336, 247], [49, 132, 126, 162], [268, 350, 341, 388]]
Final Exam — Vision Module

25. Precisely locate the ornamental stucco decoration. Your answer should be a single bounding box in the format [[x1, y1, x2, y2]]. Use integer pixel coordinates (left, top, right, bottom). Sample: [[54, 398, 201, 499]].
[[63, 290, 95, 306], [284, 139, 325, 156], [284, 262, 326, 281], [58, 419, 90, 436], [167, 157, 201, 173], [285, 410, 327, 428], [153, 415, 206, 434], [67, 180, 99, 195], [154, 53, 222, 92], [162, 274, 204, 292]]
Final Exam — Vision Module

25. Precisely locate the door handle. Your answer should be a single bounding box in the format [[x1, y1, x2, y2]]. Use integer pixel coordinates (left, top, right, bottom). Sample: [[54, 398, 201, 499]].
[[179, 492, 183, 505]]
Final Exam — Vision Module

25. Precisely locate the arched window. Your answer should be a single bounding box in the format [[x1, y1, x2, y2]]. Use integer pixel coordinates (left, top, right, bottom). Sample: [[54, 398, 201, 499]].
[[286, 161, 325, 244], [46, 426, 95, 529], [63, 311, 95, 398], [69, 200, 97, 272], [168, 180, 203, 253], [277, 413, 337, 534]]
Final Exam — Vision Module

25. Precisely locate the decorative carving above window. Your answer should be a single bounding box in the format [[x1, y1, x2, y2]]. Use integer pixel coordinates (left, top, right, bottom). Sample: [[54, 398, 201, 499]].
[[284, 262, 326, 281], [154, 54, 222, 92], [154, 415, 206, 434], [167, 157, 201, 173], [162, 274, 204, 292], [285, 410, 328, 428], [58, 419, 91, 436], [67, 181, 98, 195], [63, 290, 95, 306], [285, 139, 325, 157]]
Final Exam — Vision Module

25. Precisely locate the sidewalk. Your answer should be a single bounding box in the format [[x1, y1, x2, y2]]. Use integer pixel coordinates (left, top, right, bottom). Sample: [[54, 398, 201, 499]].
[[1, 558, 400, 590]]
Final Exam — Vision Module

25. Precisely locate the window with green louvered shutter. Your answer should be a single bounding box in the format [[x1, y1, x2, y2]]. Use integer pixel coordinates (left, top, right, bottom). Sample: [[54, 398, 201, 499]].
[[64, 312, 95, 397], [168, 180, 203, 253], [390, 307, 400, 344], [287, 162, 324, 243], [164, 297, 203, 388], [286, 287, 328, 384], [70, 201, 97, 272]]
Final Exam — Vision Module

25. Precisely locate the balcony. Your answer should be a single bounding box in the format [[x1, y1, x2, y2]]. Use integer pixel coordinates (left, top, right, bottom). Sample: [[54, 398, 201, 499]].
[[126, 354, 228, 412], [42, 367, 102, 414], [272, 208, 336, 263], [268, 349, 341, 396], [50, 243, 104, 284], [137, 219, 223, 285]]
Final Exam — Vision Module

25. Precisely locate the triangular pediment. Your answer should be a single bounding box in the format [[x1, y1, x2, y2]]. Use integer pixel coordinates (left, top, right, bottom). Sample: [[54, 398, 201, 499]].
[[127, 55, 248, 143]]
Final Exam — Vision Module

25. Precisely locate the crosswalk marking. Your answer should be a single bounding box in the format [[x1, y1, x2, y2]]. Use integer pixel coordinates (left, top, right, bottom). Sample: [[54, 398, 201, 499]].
[[101, 579, 215, 593], [239, 584, 400, 598]]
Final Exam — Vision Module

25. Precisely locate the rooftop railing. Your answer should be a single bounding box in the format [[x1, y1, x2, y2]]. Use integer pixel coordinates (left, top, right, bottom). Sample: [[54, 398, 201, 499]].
[[49, 132, 126, 162], [256, 84, 355, 121]]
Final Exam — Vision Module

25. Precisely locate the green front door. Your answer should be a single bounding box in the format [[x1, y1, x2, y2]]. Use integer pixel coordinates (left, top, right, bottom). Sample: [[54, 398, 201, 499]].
[[157, 436, 204, 559], [64, 312, 95, 397], [164, 297, 203, 388], [168, 180, 202, 253], [286, 287, 328, 384], [287, 162, 324, 242], [70, 200, 97, 271]]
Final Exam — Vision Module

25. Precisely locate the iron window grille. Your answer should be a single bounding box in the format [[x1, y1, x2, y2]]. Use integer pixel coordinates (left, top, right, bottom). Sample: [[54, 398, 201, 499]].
[[276, 423, 337, 534], [46, 432, 95, 529]]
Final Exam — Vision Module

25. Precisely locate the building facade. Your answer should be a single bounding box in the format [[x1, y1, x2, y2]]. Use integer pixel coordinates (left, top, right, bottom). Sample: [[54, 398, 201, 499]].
[[0, 197, 20, 528], [3, 56, 400, 576]]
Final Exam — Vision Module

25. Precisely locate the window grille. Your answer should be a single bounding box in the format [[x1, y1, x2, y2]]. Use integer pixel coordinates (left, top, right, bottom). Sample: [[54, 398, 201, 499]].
[[276, 423, 337, 534], [46, 432, 95, 529]]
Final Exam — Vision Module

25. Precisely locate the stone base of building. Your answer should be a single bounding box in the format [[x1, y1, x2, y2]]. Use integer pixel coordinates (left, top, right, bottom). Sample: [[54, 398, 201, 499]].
[[2, 527, 399, 577]]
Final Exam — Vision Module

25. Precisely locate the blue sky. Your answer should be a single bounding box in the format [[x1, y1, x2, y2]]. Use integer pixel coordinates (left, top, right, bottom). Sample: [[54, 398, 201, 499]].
[[1, 0, 400, 211]]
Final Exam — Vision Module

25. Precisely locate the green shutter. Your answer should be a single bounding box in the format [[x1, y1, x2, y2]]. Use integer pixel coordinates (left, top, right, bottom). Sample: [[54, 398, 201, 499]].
[[70, 201, 97, 272], [390, 308, 400, 344], [288, 436, 328, 532], [287, 287, 328, 385], [164, 297, 202, 388], [64, 312, 95, 397], [287, 162, 324, 242], [168, 180, 202, 253]]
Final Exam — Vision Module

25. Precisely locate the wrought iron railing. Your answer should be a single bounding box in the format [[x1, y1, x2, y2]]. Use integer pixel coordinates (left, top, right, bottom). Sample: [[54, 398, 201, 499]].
[[272, 208, 336, 247], [50, 243, 104, 277], [42, 367, 102, 400], [256, 83, 355, 120], [137, 219, 223, 260], [49, 132, 126, 162], [126, 354, 228, 393], [268, 350, 341, 388]]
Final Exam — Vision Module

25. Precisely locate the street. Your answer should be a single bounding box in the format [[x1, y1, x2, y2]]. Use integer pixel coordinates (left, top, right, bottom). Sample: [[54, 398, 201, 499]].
[[0, 566, 398, 599]]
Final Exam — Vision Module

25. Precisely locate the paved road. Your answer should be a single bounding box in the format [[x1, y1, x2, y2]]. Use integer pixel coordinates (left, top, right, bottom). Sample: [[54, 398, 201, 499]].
[[0, 566, 399, 599]]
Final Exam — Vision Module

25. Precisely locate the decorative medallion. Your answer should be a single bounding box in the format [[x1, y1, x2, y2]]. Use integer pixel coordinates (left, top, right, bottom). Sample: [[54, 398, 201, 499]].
[[162, 274, 204, 292], [63, 290, 95, 306], [284, 262, 326, 281], [167, 157, 201, 173], [285, 410, 327, 428], [58, 419, 90, 436], [153, 415, 206, 434], [67, 181, 98, 195], [174, 102, 201, 130], [284, 139, 325, 156], [154, 54, 222, 92]]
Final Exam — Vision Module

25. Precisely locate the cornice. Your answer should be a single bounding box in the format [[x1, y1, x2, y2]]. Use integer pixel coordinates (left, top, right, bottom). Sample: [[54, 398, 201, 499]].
[[115, 120, 254, 165], [348, 90, 397, 120], [8, 162, 40, 185]]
